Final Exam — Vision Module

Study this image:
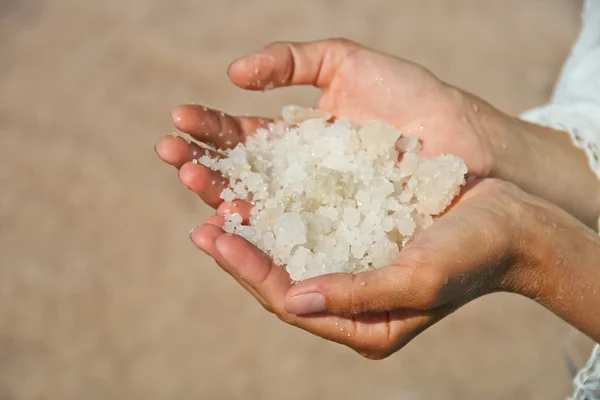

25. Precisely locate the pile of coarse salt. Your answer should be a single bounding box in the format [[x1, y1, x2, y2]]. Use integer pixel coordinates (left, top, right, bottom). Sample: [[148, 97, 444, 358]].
[[198, 106, 467, 281]]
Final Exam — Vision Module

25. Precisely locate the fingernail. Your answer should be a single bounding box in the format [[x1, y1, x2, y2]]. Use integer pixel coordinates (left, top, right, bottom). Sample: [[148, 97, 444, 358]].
[[171, 109, 182, 123], [286, 293, 326, 315]]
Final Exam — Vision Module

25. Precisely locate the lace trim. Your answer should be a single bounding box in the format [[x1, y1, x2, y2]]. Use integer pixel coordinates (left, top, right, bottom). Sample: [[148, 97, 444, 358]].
[[521, 104, 600, 178], [570, 345, 600, 400]]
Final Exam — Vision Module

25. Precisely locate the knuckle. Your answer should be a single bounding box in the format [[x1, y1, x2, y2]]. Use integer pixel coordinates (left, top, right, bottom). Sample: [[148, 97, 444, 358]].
[[399, 247, 447, 309], [274, 309, 296, 325], [257, 299, 274, 314], [421, 270, 447, 308], [345, 274, 367, 315], [408, 267, 446, 309]]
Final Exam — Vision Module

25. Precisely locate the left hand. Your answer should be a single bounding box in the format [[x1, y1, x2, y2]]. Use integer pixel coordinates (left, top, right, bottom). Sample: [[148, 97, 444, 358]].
[[155, 38, 600, 228], [154, 38, 498, 210], [189, 179, 536, 359]]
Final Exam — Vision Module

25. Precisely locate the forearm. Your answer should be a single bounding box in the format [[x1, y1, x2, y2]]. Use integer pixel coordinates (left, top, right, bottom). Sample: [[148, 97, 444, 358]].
[[473, 98, 600, 230], [516, 202, 600, 342]]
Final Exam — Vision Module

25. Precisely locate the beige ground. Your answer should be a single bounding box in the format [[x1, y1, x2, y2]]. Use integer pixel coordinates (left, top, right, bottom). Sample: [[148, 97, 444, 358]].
[[0, 0, 596, 399]]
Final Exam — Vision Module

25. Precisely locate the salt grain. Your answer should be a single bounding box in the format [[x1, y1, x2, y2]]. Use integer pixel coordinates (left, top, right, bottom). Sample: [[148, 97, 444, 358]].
[[201, 105, 467, 281]]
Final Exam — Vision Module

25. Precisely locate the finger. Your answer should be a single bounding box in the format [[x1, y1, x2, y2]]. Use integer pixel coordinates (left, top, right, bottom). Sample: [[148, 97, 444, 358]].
[[284, 259, 447, 316], [191, 217, 271, 311], [155, 135, 207, 168], [179, 161, 228, 209], [217, 200, 254, 223], [171, 105, 271, 149], [214, 232, 292, 314], [228, 38, 361, 91]]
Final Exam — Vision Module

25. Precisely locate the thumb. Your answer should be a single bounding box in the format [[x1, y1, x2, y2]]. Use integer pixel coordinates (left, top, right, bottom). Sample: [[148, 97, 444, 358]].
[[228, 38, 361, 91], [284, 246, 448, 316], [284, 183, 512, 316]]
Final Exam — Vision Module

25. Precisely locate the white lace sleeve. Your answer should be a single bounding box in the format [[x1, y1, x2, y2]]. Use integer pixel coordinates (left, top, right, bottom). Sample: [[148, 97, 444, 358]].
[[521, 0, 600, 176]]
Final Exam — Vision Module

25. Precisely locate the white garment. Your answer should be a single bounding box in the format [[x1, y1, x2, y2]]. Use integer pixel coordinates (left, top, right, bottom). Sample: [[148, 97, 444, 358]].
[[522, 0, 600, 176], [520, 1, 600, 399]]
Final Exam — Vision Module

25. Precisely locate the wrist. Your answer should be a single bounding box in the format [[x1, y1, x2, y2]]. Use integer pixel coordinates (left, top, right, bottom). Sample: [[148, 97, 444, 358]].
[[509, 198, 600, 340], [459, 90, 531, 180], [500, 195, 557, 300], [466, 93, 600, 229]]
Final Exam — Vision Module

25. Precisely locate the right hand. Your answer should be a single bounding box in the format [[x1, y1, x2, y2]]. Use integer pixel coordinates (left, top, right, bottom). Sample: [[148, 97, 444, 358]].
[[187, 178, 600, 359]]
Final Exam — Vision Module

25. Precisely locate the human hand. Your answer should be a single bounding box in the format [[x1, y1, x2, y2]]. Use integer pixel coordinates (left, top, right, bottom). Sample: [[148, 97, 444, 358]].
[[154, 39, 600, 356], [156, 38, 600, 227], [156, 39, 507, 208], [186, 179, 547, 359]]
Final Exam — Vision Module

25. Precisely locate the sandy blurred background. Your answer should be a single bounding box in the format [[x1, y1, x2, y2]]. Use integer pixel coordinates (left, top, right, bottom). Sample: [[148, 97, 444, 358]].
[[0, 0, 596, 399]]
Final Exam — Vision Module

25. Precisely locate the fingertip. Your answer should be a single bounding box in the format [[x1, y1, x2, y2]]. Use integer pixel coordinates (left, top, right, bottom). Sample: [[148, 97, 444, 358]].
[[178, 162, 226, 208], [171, 106, 184, 124], [214, 232, 272, 286], [228, 53, 276, 90], [155, 135, 171, 157], [171, 104, 207, 134], [178, 161, 212, 191], [155, 135, 191, 167], [190, 223, 221, 254], [171, 105, 192, 130]]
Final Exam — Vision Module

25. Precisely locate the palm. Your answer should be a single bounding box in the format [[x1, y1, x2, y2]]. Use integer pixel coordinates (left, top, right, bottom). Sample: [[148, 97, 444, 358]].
[[317, 47, 491, 176]]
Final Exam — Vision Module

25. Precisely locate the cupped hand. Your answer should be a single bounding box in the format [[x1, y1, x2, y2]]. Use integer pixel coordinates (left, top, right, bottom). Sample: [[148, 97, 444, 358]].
[[156, 39, 507, 208], [155, 39, 600, 354], [189, 179, 535, 359]]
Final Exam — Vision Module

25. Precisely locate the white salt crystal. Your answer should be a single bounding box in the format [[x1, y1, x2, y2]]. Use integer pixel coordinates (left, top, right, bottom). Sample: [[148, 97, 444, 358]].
[[198, 155, 214, 168], [223, 221, 235, 233], [396, 135, 423, 153], [282, 105, 331, 124], [274, 213, 307, 247], [236, 225, 258, 244], [358, 120, 400, 158], [342, 207, 361, 227], [197, 106, 467, 280], [220, 188, 236, 202], [228, 213, 243, 225]]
